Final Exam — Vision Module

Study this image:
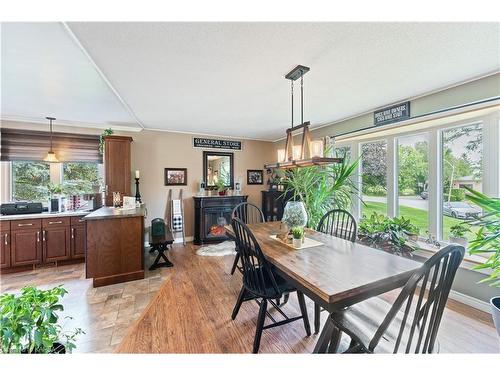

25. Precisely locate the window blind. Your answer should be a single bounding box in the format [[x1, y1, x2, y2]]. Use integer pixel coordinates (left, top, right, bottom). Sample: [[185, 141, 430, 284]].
[[0, 128, 102, 163]]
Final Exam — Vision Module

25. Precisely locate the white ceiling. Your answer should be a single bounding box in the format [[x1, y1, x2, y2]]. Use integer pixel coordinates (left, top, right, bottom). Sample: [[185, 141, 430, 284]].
[[2, 22, 500, 140], [1, 22, 140, 130]]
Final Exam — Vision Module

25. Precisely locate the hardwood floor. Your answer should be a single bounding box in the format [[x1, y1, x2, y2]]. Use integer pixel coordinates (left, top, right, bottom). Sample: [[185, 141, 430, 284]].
[[117, 243, 500, 353], [1, 242, 498, 353]]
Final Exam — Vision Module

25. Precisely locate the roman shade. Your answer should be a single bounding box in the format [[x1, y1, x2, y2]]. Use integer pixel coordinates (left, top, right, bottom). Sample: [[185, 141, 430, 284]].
[[0, 128, 102, 163]]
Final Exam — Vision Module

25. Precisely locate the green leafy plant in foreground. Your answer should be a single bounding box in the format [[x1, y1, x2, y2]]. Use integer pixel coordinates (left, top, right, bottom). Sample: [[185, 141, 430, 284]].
[[465, 188, 500, 287], [0, 285, 84, 353]]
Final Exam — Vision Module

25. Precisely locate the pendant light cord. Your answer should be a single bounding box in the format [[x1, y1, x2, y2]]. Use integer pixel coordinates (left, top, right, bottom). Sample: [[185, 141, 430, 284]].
[[49, 118, 53, 152]]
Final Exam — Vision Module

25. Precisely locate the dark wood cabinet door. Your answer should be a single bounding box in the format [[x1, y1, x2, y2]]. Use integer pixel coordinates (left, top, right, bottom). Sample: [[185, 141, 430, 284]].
[[11, 229, 42, 266], [104, 136, 132, 206], [71, 225, 86, 259], [43, 227, 70, 262], [0, 230, 11, 269]]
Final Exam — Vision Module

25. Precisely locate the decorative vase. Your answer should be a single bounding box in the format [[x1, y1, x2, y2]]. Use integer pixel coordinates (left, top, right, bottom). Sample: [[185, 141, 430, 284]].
[[218, 190, 226, 196], [282, 201, 308, 228]]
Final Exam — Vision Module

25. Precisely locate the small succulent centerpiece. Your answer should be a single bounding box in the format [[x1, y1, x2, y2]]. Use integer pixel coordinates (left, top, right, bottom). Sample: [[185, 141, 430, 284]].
[[448, 223, 471, 247], [0, 285, 84, 354], [358, 213, 419, 258], [291, 226, 304, 248]]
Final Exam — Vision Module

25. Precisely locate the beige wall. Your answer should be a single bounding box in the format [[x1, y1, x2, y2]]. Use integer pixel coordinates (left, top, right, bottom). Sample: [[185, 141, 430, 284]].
[[129, 130, 274, 238], [0, 120, 275, 238]]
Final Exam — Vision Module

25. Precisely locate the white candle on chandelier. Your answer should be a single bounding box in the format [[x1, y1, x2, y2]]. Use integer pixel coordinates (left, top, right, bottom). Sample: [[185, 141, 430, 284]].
[[310, 140, 324, 158], [277, 149, 286, 162]]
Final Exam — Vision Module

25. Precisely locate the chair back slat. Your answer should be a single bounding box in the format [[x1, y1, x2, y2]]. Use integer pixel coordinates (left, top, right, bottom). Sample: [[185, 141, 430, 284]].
[[317, 209, 357, 243], [369, 245, 465, 353], [231, 217, 279, 298], [232, 202, 265, 224]]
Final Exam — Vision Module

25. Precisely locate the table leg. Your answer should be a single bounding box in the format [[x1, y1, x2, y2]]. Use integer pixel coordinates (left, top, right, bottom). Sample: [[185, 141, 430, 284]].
[[149, 245, 174, 270], [313, 315, 334, 353]]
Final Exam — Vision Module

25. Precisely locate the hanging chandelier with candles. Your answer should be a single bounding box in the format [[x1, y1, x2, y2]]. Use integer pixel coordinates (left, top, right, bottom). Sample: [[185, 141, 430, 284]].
[[264, 65, 342, 170]]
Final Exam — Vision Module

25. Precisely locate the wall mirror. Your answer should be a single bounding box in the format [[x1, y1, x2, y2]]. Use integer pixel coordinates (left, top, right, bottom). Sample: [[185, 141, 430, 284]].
[[203, 151, 234, 189]]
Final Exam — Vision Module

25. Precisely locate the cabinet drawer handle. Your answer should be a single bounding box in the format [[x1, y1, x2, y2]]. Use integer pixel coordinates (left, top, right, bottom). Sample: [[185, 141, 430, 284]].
[[71, 227, 74, 239], [42, 230, 46, 242], [37, 231, 40, 242], [17, 223, 33, 227], [4, 233, 7, 245], [48, 221, 63, 225]]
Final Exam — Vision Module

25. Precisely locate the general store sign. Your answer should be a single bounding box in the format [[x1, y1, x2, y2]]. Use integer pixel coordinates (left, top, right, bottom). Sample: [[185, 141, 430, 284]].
[[193, 137, 242, 151], [374, 101, 411, 126]]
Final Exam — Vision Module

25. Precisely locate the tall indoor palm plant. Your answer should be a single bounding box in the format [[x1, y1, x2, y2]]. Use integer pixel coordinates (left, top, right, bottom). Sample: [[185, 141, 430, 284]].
[[465, 188, 500, 335], [283, 151, 360, 229]]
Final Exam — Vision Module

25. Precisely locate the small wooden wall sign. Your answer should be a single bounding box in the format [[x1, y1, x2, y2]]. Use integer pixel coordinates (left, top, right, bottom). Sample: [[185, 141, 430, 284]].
[[374, 101, 410, 126], [193, 137, 242, 151]]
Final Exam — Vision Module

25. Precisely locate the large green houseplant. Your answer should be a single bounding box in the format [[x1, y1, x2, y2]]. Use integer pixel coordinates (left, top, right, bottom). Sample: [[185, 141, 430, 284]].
[[0, 285, 84, 353], [465, 188, 500, 335], [283, 151, 360, 229]]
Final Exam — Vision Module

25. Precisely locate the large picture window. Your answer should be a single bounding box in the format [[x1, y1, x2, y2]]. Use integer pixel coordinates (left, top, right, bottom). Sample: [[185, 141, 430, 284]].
[[441, 123, 483, 241], [360, 140, 387, 217], [397, 134, 429, 235], [11, 161, 50, 202], [62, 162, 102, 194]]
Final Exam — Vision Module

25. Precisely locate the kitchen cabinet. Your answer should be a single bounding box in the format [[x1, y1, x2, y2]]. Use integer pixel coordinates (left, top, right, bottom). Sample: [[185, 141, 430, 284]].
[[0, 230, 10, 269], [104, 135, 133, 206], [71, 224, 86, 259], [43, 226, 71, 262], [11, 227, 42, 267]]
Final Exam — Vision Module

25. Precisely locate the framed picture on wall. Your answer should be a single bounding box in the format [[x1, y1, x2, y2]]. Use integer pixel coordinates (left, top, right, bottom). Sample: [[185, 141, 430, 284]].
[[164, 168, 188, 186], [247, 169, 264, 185]]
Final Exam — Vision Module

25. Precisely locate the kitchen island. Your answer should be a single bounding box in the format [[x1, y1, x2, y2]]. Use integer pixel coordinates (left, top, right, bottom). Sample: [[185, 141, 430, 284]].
[[84, 206, 145, 287]]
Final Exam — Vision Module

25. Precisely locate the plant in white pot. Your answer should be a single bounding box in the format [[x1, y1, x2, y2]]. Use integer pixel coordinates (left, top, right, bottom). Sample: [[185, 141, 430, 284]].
[[291, 226, 304, 249], [448, 223, 471, 248], [465, 188, 500, 336]]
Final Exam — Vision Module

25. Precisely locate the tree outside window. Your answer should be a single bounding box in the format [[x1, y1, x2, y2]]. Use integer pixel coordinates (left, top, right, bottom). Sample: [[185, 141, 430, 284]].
[[62, 162, 101, 195], [11, 161, 50, 202]]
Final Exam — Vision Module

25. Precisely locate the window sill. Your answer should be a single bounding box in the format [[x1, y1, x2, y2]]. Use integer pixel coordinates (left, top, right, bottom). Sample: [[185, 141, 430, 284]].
[[413, 239, 491, 276]]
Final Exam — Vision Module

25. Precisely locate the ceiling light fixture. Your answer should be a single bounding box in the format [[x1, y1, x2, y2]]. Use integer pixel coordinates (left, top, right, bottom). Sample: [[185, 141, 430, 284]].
[[43, 116, 59, 163], [264, 65, 342, 170]]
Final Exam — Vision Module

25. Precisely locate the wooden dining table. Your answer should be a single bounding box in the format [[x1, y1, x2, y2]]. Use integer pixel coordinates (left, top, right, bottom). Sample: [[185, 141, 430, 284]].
[[225, 221, 421, 353]]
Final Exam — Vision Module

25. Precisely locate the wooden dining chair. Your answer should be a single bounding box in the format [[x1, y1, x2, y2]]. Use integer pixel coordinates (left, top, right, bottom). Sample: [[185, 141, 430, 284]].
[[321, 244, 465, 354], [230, 217, 311, 353], [230, 202, 265, 275], [314, 209, 358, 333]]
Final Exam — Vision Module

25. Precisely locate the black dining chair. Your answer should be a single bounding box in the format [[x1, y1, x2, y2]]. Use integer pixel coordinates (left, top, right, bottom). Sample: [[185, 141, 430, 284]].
[[320, 244, 465, 354], [230, 217, 311, 353], [230, 202, 265, 275], [314, 209, 357, 333]]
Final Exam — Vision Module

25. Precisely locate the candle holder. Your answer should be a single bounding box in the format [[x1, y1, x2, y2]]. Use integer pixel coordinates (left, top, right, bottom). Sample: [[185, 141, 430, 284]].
[[135, 177, 142, 203]]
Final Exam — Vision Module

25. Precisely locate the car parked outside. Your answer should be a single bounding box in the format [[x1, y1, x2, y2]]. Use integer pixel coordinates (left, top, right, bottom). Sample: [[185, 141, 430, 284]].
[[442, 201, 481, 219]]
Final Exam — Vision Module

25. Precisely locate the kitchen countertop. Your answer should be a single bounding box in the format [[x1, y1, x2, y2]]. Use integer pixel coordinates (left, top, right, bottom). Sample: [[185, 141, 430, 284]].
[[0, 210, 92, 221], [83, 206, 145, 221]]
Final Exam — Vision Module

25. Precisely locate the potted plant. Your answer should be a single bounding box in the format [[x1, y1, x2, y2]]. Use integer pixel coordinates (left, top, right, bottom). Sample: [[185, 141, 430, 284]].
[[465, 188, 500, 336], [99, 128, 113, 155], [291, 226, 304, 248], [214, 179, 228, 196], [283, 151, 360, 229], [358, 213, 418, 258], [0, 285, 84, 353], [448, 223, 470, 247]]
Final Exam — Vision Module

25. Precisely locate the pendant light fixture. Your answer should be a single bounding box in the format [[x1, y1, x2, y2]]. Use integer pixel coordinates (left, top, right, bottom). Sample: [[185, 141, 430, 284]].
[[264, 65, 343, 170], [43, 116, 59, 163]]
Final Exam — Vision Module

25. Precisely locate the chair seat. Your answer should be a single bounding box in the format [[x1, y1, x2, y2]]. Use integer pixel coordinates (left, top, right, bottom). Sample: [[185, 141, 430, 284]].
[[330, 296, 438, 353], [245, 267, 296, 299]]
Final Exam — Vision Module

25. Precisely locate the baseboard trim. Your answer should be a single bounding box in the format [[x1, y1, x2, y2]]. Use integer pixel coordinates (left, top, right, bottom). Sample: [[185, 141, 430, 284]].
[[449, 290, 491, 313]]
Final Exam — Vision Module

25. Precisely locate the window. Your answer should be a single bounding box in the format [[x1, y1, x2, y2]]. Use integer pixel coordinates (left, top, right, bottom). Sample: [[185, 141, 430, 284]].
[[397, 134, 429, 235], [441, 123, 483, 241], [62, 162, 102, 194], [334, 145, 351, 161], [360, 140, 387, 217], [11, 161, 50, 202]]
